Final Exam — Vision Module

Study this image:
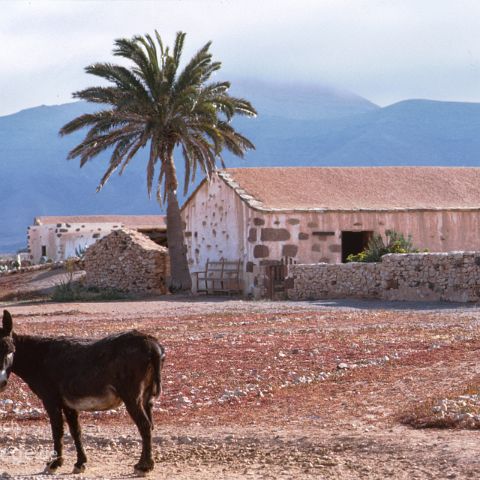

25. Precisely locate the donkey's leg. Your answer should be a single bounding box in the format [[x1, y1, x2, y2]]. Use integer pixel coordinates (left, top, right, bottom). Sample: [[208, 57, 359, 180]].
[[63, 407, 87, 473], [143, 389, 154, 430], [123, 397, 154, 473], [43, 403, 65, 473]]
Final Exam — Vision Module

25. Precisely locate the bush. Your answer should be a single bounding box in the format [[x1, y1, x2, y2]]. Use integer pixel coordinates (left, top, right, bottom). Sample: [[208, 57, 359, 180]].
[[347, 229, 422, 263], [51, 279, 128, 302], [74, 245, 88, 260]]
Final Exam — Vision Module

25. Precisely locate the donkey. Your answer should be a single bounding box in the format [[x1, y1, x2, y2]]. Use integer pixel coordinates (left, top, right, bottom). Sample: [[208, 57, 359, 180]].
[[0, 310, 165, 475]]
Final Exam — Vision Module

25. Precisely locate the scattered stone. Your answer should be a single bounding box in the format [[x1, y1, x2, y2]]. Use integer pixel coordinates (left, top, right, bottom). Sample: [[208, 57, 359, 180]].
[[177, 436, 194, 445], [176, 395, 192, 407]]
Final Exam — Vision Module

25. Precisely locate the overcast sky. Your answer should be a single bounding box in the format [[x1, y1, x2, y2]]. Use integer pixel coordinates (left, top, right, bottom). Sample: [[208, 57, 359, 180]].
[[2, 0, 480, 116]]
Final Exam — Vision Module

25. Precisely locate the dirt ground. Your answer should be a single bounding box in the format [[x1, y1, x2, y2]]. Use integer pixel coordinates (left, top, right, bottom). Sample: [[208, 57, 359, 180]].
[[0, 267, 84, 302], [1, 291, 480, 479]]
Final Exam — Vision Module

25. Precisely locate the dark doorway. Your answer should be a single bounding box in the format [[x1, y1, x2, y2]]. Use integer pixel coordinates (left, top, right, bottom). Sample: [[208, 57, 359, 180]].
[[341, 231, 373, 262]]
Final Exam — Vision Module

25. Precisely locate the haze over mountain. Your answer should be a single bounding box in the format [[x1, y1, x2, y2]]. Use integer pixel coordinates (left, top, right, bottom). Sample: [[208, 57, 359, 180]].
[[1, 80, 480, 253]]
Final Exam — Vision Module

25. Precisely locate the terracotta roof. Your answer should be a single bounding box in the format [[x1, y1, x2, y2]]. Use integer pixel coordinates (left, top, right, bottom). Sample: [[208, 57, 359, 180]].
[[34, 215, 166, 229], [217, 167, 480, 211]]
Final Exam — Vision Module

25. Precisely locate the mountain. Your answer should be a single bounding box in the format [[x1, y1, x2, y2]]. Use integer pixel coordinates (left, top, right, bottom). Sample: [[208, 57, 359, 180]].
[[1, 80, 480, 253], [0, 102, 160, 253], [229, 79, 379, 120], [226, 98, 480, 169]]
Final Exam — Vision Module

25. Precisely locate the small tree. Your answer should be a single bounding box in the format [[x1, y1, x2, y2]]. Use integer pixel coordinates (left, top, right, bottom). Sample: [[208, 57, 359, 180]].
[[347, 229, 421, 263]]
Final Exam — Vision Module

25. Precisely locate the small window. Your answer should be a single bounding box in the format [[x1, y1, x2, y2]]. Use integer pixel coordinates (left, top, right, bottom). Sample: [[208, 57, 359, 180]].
[[41, 245, 47, 257]]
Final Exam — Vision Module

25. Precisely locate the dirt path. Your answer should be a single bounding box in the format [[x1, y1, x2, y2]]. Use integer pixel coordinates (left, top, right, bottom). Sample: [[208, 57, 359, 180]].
[[1, 297, 480, 478], [2, 423, 479, 479]]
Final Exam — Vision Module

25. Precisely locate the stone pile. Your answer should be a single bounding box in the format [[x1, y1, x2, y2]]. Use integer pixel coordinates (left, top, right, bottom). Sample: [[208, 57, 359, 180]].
[[84, 228, 169, 295], [430, 394, 480, 428], [287, 252, 480, 303]]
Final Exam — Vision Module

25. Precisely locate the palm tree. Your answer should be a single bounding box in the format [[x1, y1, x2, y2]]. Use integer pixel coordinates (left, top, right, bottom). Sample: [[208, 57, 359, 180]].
[[60, 31, 256, 291]]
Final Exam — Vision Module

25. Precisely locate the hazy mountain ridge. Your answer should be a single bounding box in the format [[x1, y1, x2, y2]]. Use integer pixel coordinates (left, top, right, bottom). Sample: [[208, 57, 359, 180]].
[[1, 81, 480, 252]]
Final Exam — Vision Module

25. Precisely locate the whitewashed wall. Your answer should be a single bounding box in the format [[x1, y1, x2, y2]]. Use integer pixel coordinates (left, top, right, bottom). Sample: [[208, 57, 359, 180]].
[[28, 222, 122, 263], [244, 209, 480, 265], [182, 175, 250, 292]]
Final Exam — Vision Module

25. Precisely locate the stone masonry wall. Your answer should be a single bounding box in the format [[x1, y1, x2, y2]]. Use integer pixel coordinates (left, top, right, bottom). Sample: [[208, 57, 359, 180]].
[[287, 252, 480, 303], [84, 229, 170, 295]]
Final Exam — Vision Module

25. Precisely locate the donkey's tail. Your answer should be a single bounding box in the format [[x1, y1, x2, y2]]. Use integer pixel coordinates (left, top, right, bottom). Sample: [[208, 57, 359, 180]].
[[151, 341, 165, 398]]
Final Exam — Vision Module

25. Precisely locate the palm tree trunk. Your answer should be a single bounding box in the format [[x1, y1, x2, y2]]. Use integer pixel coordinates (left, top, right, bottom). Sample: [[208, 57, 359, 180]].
[[164, 155, 192, 292]]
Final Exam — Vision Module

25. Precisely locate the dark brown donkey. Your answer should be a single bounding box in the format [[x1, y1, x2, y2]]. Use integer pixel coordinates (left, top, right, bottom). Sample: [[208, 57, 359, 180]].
[[0, 310, 165, 475]]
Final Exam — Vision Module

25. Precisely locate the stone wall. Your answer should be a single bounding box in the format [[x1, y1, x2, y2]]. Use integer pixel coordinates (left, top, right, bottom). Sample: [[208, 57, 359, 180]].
[[287, 252, 480, 303], [84, 229, 170, 295]]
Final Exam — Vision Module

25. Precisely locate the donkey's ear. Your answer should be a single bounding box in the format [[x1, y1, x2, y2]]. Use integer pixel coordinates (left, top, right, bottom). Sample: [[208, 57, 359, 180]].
[[2, 310, 13, 336]]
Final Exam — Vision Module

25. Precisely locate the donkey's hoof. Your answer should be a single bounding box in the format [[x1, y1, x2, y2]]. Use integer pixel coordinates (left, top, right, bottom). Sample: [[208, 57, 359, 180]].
[[43, 465, 58, 475], [133, 469, 150, 477], [44, 458, 63, 475], [73, 464, 86, 474], [133, 463, 154, 477]]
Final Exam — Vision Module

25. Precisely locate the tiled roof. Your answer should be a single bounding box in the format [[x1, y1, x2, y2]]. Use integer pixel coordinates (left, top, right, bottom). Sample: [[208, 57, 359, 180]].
[[34, 215, 166, 229], [217, 167, 480, 211]]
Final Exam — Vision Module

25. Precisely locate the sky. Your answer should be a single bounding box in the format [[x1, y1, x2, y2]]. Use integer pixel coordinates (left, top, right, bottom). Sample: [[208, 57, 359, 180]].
[[1, 0, 480, 116]]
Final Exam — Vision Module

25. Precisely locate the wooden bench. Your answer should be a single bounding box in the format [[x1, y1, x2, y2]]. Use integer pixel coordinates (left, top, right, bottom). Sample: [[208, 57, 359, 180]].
[[195, 259, 243, 295]]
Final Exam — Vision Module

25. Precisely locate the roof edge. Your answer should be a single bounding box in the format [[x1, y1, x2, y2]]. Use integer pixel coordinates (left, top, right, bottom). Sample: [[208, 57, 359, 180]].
[[180, 171, 269, 212], [180, 177, 210, 212]]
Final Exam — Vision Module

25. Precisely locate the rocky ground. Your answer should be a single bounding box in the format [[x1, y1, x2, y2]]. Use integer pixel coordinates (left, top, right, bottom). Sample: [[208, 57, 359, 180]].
[[1, 288, 480, 478]]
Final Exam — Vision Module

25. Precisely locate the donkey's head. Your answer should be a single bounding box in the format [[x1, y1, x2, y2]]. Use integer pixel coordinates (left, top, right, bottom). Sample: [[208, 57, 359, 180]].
[[0, 310, 15, 392]]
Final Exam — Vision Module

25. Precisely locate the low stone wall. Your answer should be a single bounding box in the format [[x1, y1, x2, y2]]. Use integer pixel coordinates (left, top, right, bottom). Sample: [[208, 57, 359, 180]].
[[84, 229, 170, 295], [0, 261, 65, 277], [286, 252, 480, 303]]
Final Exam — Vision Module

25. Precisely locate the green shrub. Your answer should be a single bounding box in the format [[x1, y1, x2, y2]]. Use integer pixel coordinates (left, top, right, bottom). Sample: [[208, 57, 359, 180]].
[[74, 245, 88, 259], [51, 280, 128, 302], [347, 229, 422, 263]]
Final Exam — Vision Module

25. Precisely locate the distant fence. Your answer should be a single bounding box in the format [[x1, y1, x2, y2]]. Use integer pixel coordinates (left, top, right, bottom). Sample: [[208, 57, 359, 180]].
[[286, 252, 480, 303]]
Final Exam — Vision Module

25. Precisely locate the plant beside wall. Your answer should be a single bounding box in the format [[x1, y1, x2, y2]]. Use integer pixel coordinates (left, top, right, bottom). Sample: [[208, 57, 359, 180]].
[[347, 229, 422, 263], [51, 258, 127, 302], [51, 282, 128, 302], [75, 245, 88, 260]]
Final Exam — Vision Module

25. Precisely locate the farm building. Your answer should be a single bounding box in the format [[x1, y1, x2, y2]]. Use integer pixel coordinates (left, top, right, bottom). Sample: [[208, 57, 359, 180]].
[[181, 167, 480, 297], [28, 215, 166, 263]]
